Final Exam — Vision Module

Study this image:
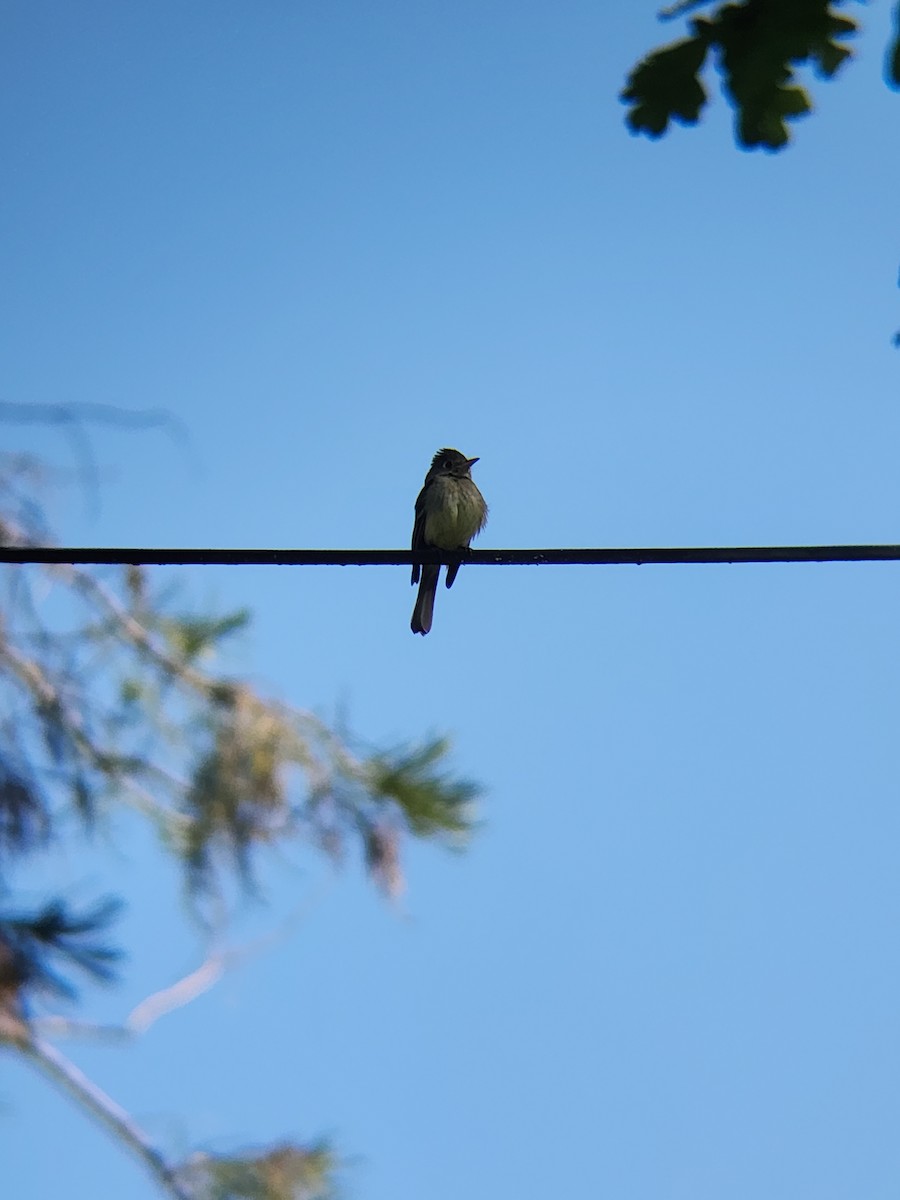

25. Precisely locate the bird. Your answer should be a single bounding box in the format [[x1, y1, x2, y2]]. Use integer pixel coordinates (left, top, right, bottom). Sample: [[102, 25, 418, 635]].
[[410, 448, 488, 635]]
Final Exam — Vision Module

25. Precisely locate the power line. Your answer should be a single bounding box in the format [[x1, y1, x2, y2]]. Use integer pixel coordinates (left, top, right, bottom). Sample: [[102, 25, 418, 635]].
[[2, 546, 900, 566]]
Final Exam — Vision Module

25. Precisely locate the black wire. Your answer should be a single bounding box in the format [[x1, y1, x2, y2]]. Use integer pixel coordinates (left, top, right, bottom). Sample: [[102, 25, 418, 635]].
[[2, 546, 900, 566]]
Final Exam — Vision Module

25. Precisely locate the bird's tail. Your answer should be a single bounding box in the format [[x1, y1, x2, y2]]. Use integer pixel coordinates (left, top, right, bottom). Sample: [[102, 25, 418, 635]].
[[411, 565, 439, 635]]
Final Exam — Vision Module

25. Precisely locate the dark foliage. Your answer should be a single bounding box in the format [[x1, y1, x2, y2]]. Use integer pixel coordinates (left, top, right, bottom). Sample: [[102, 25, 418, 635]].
[[623, 0, 862, 149]]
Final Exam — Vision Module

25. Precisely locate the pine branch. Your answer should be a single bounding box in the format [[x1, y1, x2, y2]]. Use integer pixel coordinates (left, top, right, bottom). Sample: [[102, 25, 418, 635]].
[[16, 1036, 195, 1200]]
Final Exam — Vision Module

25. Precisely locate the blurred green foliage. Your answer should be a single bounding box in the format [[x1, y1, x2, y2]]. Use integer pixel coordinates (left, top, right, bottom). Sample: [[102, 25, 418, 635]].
[[623, 0, 867, 150]]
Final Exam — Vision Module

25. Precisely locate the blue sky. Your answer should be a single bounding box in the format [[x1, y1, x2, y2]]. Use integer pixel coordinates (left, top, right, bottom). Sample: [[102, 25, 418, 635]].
[[3, 2, 900, 1198]]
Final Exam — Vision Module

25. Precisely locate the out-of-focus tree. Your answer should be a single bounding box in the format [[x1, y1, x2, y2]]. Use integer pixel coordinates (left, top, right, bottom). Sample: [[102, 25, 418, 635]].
[[0, 441, 479, 1200], [621, 0, 896, 151]]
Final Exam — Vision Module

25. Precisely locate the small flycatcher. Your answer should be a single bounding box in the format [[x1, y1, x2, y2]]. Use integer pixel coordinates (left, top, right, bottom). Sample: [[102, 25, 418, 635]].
[[410, 448, 488, 635]]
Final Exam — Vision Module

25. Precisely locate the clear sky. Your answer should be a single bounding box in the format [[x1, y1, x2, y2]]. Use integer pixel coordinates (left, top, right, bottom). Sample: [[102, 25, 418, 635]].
[[3, 2, 900, 1198]]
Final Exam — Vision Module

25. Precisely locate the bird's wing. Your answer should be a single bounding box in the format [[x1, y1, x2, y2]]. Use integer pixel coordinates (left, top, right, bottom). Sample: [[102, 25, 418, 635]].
[[410, 483, 431, 585]]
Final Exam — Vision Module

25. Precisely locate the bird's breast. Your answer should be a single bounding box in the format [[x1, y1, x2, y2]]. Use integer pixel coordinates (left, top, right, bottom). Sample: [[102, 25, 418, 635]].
[[423, 477, 486, 549]]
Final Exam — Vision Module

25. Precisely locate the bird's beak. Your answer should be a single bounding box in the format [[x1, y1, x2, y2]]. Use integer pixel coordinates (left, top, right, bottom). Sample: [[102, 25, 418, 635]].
[[466, 456, 479, 468]]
